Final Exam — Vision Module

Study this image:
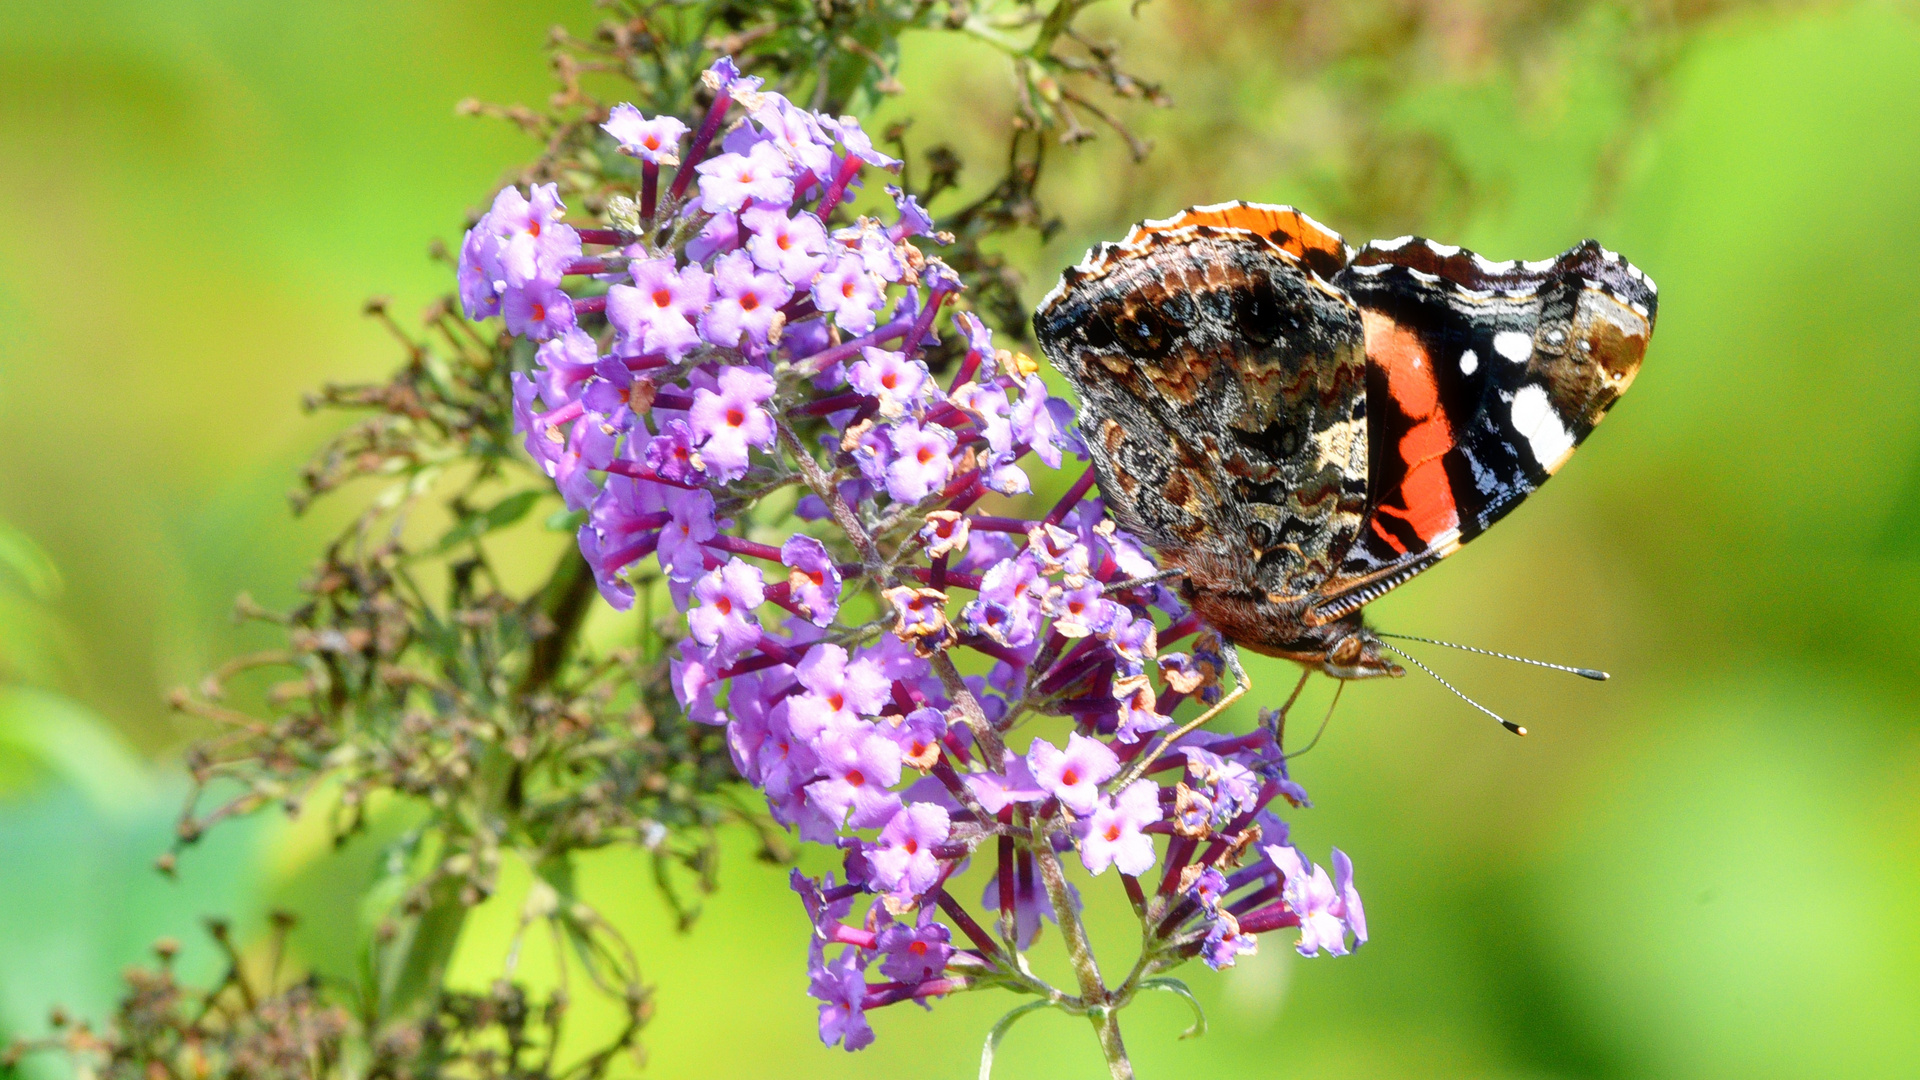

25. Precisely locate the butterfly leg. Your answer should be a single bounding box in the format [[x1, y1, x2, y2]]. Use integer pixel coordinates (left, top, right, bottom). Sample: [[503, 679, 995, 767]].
[[1101, 566, 1186, 595], [1113, 643, 1249, 787]]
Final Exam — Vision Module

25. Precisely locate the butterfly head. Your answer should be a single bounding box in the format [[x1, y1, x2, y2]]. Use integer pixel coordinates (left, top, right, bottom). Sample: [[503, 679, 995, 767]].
[[1319, 626, 1403, 681]]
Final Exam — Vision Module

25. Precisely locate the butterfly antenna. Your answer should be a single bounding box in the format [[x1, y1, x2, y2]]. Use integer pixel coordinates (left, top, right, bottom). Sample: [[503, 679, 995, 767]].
[[1380, 642, 1527, 736], [1375, 631, 1608, 681], [1282, 680, 1344, 761]]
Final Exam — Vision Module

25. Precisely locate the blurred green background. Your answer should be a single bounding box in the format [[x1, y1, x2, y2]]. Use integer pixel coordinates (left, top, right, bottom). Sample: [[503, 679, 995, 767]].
[[4, 1, 1919, 1077]]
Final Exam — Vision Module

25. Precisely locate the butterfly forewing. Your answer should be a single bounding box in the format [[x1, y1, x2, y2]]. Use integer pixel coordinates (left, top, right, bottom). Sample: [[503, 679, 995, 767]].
[[1310, 237, 1658, 624]]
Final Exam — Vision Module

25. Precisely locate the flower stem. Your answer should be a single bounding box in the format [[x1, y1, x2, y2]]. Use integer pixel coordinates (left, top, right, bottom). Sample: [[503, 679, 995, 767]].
[[1090, 1008, 1135, 1080], [1032, 812, 1133, 1078]]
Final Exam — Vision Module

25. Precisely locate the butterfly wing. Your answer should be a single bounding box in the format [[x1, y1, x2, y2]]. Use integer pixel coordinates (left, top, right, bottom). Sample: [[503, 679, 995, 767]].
[[1035, 209, 1369, 603], [1308, 237, 1658, 625]]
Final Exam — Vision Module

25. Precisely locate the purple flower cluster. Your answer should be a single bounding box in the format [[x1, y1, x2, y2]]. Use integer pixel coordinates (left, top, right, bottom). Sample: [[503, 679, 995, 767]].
[[463, 56, 1366, 1057]]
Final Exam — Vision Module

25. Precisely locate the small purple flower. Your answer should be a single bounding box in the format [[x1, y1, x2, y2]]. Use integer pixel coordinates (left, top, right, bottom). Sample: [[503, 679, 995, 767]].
[[701, 249, 794, 349], [641, 417, 707, 486], [877, 908, 954, 984], [882, 586, 952, 656], [811, 253, 884, 334], [1268, 844, 1362, 957], [695, 140, 795, 214], [951, 381, 1014, 456], [918, 511, 970, 559], [753, 96, 838, 179], [487, 183, 578, 289], [686, 208, 742, 264], [582, 359, 656, 431], [836, 220, 908, 283], [1113, 680, 1169, 744], [1050, 582, 1108, 638], [608, 257, 712, 359], [502, 279, 576, 341], [602, 104, 688, 164], [883, 707, 949, 769], [792, 868, 857, 941], [964, 757, 1049, 814], [868, 802, 951, 903], [534, 328, 601, 408], [1183, 747, 1262, 825], [743, 206, 830, 285], [1075, 779, 1161, 876], [883, 420, 956, 504], [808, 724, 904, 829], [1010, 374, 1065, 468], [824, 114, 903, 169], [964, 553, 1048, 648], [1027, 731, 1119, 816], [1201, 913, 1257, 970], [655, 486, 718, 582], [457, 226, 501, 318], [670, 637, 720, 723], [809, 945, 874, 1051], [848, 348, 931, 419], [688, 365, 777, 483], [688, 558, 766, 666], [888, 185, 938, 241], [781, 534, 843, 626], [787, 644, 891, 741], [1332, 847, 1368, 947]]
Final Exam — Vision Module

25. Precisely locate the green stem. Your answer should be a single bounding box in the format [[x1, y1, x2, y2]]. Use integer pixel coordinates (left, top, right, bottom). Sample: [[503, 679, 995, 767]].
[[1090, 1008, 1135, 1080], [1032, 811, 1134, 1079]]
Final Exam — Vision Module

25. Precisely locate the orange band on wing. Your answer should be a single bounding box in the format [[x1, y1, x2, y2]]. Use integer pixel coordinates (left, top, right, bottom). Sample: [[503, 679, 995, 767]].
[[1362, 310, 1461, 545], [1124, 203, 1351, 279]]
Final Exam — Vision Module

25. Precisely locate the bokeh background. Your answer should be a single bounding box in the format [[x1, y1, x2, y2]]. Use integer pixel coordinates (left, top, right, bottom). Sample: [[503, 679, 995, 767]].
[[4, 1, 1920, 1077]]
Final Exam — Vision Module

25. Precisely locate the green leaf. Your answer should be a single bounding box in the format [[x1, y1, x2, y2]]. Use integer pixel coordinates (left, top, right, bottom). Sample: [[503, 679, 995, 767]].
[[0, 519, 60, 601], [427, 489, 542, 556], [979, 1000, 1053, 1080], [545, 507, 588, 532], [0, 686, 151, 809], [1138, 976, 1208, 1039]]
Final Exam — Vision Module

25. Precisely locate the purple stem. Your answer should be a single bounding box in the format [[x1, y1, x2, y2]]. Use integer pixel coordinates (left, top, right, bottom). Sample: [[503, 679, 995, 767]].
[[1236, 903, 1302, 935], [812, 155, 864, 221], [935, 889, 1002, 958], [704, 534, 784, 562], [599, 531, 661, 571], [965, 515, 1032, 535], [792, 322, 911, 376], [670, 89, 732, 200], [1045, 468, 1098, 526], [641, 160, 659, 223], [599, 460, 702, 489]]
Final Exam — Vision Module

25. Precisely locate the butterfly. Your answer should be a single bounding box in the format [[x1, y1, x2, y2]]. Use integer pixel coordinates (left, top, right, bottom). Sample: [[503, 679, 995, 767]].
[[1034, 202, 1655, 733]]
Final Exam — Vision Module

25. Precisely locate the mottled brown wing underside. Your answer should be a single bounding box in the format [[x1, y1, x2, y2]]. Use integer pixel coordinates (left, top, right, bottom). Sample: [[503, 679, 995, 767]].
[[1034, 216, 1369, 603]]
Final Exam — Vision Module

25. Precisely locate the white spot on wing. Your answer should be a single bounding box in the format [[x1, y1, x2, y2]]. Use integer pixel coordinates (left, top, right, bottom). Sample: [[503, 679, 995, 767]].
[[1459, 349, 1478, 375], [1373, 235, 1415, 251], [1511, 384, 1575, 468], [1426, 242, 1461, 257], [1492, 330, 1533, 363]]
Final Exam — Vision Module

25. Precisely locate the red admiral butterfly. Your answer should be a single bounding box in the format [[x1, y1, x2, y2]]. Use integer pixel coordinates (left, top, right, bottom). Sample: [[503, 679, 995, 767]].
[[1035, 203, 1655, 735]]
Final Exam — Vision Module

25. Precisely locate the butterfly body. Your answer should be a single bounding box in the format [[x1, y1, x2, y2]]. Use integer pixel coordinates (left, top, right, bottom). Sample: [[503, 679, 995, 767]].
[[1034, 202, 1656, 681]]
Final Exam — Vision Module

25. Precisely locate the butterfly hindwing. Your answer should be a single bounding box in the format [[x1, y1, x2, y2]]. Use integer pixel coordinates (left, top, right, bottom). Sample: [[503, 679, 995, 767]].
[[1035, 218, 1369, 603], [1310, 237, 1658, 623]]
